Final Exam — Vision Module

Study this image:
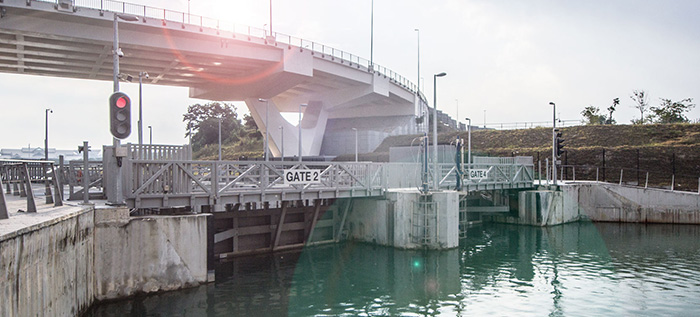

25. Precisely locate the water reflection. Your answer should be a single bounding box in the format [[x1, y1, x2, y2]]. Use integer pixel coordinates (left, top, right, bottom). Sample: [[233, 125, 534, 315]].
[[86, 222, 700, 316]]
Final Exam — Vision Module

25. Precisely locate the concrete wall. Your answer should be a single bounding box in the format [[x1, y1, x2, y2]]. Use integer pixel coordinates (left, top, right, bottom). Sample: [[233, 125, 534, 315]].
[[490, 189, 580, 227], [345, 189, 459, 249], [0, 206, 209, 316], [491, 183, 700, 226], [570, 183, 700, 223], [0, 207, 94, 317], [94, 208, 209, 301]]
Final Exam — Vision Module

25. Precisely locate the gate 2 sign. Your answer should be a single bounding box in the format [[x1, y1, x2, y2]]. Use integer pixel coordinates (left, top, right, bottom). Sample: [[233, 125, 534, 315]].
[[284, 169, 322, 185], [469, 169, 490, 180]]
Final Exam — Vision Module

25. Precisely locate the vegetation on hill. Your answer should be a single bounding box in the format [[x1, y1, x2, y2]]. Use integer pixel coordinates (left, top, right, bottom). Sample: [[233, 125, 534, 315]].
[[183, 102, 263, 160]]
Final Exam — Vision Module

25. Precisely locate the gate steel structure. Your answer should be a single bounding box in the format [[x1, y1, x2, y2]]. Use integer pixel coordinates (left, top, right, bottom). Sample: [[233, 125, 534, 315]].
[[123, 160, 387, 209], [110, 146, 534, 210], [438, 156, 535, 191]]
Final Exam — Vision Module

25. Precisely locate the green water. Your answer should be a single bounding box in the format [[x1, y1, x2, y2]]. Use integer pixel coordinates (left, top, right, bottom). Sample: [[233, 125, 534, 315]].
[[87, 222, 700, 316]]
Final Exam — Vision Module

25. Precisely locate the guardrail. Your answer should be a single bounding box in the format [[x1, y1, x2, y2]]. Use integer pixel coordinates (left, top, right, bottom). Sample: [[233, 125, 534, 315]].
[[545, 163, 700, 194], [1, 159, 63, 218], [30, 0, 418, 94], [123, 160, 392, 208], [121, 156, 535, 209]]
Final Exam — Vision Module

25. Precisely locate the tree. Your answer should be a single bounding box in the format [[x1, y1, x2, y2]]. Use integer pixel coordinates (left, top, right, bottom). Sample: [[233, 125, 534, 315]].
[[581, 106, 606, 125], [606, 98, 619, 124], [183, 102, 243, 150], [650, 98, 695, 123], [630, 90, 649, 124]]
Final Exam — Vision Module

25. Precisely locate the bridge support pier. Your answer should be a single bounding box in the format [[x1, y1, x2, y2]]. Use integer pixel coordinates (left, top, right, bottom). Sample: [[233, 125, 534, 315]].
[[345, 189, 459, 249], [487, 188, 579, 226]]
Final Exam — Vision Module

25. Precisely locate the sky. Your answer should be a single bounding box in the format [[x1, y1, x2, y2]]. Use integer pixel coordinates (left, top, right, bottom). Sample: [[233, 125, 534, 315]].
[[2, 0, 700, 150]]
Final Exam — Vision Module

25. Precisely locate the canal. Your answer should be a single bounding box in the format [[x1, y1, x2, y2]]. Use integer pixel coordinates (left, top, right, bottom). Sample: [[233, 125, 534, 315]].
[[86, 222, 700, 316]]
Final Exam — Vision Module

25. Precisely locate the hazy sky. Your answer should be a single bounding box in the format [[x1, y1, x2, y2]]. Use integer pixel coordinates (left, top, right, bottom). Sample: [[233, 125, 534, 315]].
[[2, 0, 699, 149]]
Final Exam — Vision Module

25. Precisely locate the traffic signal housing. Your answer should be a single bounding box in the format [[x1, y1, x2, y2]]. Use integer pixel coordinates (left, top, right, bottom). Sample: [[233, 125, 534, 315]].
[[555, 130, 565, 157], [109, 92, 131, 139]]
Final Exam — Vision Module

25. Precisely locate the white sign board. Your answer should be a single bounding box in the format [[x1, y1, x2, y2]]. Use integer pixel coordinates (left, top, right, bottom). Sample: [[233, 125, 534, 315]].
[[469, 169, 490, 180], [284, 169, 322, 185]]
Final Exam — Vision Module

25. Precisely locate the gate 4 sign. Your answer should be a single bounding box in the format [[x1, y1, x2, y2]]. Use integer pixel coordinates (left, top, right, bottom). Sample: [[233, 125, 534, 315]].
[[469, 169, 490, 180], [284, 169, 322, 185]]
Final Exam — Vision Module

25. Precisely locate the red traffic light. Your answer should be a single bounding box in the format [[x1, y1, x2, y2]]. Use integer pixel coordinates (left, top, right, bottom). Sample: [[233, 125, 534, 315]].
[[109, 92, 131, 139], [116, 96, 128, 108]]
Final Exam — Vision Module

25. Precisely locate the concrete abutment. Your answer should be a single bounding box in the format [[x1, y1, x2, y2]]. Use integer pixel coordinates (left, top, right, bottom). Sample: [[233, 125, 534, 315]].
[[0, 205, 209, 316]]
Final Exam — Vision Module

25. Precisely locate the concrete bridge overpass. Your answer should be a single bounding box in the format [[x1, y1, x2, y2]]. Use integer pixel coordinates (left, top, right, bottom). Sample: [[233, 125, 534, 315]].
[[0, 0, 427, 157]]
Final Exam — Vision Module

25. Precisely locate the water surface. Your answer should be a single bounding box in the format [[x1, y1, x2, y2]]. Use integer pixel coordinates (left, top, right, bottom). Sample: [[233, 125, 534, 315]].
[[87, 222, 700, 316]]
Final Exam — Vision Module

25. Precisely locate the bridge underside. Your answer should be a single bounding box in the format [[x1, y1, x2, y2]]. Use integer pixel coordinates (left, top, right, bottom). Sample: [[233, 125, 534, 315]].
[[0, 0, 425, 156]]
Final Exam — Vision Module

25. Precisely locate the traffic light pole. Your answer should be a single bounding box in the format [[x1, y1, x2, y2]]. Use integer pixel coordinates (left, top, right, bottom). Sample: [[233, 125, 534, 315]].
[[109, 13, 124, 205], [550, 102, 557, 186]]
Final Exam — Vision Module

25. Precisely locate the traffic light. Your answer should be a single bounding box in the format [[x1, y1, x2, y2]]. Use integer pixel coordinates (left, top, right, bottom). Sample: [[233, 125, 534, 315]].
[[109, 92, 131, 139], [555, 130, 565, 157]]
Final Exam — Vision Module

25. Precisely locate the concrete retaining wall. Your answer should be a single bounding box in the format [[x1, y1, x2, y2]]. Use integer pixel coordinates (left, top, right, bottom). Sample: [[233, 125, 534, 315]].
[[570, 183, 700, 223], [0, 206, 209, 316], [0, 208, 94, 316], [94, 208, 209, 301], [491, 183, 700, 226]]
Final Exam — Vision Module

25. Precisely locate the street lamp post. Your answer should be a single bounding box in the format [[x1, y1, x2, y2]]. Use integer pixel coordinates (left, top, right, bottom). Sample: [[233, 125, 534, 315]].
[[218, 117, 222, 161], [549, 102, 557, 185], [148, 126, 152, 145], [414, 29, 420, 93], [370, 0, 374, 69], [259, 99, 269, 161], [138, 71, 148, 145], [433, 72, 447, 189], [279, 126, 284, 161], [298, 104, 307, 162], [44, 108, 52, 161], [352, 128, 358, 162], [465, 117, 471, 166]]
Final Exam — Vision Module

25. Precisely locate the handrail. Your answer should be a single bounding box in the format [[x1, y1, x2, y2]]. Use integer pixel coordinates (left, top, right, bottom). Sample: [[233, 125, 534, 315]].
[[29, 0, 419, 94]]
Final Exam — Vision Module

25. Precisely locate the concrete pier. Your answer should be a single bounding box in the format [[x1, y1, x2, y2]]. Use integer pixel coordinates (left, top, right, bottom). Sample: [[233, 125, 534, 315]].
[[0, 203, 209, 316], [346, 189, 459, 249]]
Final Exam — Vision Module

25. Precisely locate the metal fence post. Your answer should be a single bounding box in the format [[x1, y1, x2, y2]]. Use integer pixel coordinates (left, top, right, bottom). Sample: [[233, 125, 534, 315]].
[[82, 141, 90, 204], [51, 164, 63, 207], [0, 177, 8, 219], [645, 172, 649, 188], [573, 166, 576, 181], [671, 174, 675, 191], [596, 168, 599, 182], [619, 169, 623, 186], [21, 163, 37, 213], [44, 162, 54, 205]]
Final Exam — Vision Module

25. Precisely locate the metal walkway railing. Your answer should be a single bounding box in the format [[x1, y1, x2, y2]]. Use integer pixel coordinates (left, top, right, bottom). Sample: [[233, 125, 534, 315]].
[[1, 159, 63, 218]]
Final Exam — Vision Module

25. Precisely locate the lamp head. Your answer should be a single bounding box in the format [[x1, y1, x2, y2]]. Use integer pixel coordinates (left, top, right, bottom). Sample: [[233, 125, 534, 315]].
[[435, 72, 447, 77], [258, 98, 267, 102], [549, 102, 555, 106]]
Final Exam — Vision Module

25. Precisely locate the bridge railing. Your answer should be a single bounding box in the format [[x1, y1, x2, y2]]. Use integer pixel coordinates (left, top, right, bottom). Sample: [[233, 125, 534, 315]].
[[123, 160, 389, 200], [47, 0, 418, 94], [437, 156, 535, 189]]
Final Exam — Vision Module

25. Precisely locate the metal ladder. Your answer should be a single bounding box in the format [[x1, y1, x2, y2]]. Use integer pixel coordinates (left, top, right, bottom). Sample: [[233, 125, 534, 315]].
[[412, 195, 438, 246]]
